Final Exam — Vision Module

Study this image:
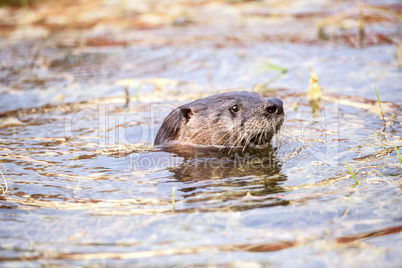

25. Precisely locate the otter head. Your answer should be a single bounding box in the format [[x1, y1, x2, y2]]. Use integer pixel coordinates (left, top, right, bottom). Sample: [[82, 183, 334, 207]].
[[154, 91, 284, 148]]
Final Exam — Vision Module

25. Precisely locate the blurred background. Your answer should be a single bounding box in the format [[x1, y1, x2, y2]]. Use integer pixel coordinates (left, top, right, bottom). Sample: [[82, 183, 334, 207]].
[[0, 0, 400, 113]]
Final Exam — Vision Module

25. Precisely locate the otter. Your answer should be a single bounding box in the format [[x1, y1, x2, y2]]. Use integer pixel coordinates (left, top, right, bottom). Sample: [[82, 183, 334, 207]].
[[154, 91, 284, 149]]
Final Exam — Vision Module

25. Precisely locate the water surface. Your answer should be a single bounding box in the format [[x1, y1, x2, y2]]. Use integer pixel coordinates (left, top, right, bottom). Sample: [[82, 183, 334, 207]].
[[0, 0, 401, 266]]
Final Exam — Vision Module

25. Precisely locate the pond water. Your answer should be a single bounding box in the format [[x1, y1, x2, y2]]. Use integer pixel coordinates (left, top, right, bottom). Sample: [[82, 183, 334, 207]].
[[0, 0, 401, 266]]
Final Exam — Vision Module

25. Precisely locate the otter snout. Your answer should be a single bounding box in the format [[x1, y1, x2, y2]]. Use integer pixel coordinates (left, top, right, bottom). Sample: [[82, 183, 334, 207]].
[[266, 97, 284, 115]]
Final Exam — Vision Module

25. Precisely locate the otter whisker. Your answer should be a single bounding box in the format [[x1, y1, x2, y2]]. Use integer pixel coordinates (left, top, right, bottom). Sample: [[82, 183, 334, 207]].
[[227, 132, 244, 153], [228, 132, 245, 153], [228, 122, 249, 152], [242, 130, 255, 151], [240, 119, 256, 150], [259, 131, 264, 146], [232, 131, 244, 148], [219, 131, 235, 151]]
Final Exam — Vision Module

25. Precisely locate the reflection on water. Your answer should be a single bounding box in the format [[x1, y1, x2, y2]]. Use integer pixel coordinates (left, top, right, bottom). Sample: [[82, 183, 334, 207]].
[[153, 145, 288, 208]]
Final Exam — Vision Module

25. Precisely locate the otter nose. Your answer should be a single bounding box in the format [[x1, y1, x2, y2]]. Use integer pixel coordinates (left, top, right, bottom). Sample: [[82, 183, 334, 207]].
[[266, 97, 284, 115]]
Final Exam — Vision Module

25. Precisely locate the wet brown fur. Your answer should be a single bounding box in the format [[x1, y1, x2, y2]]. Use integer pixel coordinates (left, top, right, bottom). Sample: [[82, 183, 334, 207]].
[[155, 91, 284, 149]]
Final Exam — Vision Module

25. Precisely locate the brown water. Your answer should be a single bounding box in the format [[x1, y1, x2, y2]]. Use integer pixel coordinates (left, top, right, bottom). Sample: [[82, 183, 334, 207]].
[[0, 0, 401, 266]]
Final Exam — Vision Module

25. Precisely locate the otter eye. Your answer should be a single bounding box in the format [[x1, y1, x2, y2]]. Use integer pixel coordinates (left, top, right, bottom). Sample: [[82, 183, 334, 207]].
[[230, 105, 239, 113]]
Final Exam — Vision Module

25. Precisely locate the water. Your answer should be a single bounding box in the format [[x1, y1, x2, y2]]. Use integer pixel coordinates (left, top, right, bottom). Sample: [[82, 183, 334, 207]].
[[0, 0, 401, 266]]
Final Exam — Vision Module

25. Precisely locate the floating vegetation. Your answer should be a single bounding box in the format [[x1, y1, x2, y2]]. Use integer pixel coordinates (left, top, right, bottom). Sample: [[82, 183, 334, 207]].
[[0, 170, 7, 195], [316, 4, 401, 47], [0, 117, 25, 128]]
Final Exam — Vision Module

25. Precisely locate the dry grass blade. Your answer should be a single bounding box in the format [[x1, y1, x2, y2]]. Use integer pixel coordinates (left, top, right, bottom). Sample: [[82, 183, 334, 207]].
[[0, 170, 8, 195], [172, 186, 176, 212], [4, 196, 169, 215], [58, 241, 297, 260]]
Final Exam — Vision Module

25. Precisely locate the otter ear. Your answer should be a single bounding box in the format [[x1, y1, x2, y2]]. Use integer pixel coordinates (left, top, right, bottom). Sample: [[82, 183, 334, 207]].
[[180, 107, 193, 121], [154, 106, 194, 145]]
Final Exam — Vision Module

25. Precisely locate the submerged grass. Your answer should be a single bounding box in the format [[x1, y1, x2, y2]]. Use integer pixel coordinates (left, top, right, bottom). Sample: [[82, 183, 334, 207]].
[[344, 160, 358, 185]]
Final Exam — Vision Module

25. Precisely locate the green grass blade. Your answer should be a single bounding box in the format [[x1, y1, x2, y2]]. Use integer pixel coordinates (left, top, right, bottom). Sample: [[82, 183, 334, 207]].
[[375, 86, 386, 132], [344, 160, 358, 185], [375, 86, 382, 111], [394, 145, 402, 164], [135, 83, 142, 101], [264, 62, 287, 74]]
